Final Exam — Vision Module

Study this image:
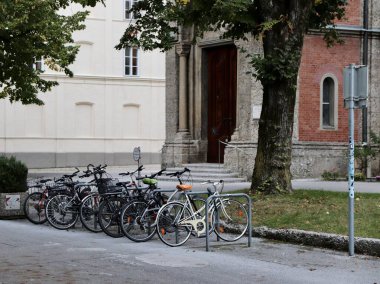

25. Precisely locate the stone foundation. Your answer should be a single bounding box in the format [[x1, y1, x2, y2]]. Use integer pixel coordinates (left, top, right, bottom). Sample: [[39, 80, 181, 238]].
[[0, 192, 27, 219], [224, 141, 356, 180]]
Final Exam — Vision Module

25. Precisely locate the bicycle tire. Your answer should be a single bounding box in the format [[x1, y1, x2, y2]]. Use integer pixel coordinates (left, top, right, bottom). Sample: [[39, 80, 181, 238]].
[[156, 201, 193, 247], [212, 199, 248, 242], [120, 201, 157, 242], [45, 194, 79, 230], [98, 196, 124, 238], [24, 192, 47, 224], [79, 193, 102, 233]]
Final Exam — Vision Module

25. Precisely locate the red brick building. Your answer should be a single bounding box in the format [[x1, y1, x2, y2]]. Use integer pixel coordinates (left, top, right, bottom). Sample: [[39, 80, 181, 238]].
[[162, 0, 380, 179], [298, 1, 362, 143]]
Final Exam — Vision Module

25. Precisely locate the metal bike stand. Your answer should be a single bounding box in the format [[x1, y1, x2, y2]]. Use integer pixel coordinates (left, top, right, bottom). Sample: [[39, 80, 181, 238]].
[[205, 193, 252, 252], [152, 189, 176, 194]]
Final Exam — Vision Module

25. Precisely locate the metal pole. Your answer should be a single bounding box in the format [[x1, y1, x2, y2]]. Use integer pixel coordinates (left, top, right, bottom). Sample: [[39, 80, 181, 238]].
[[137, 159, 141, 187], [348, 64, 355, 256], [205, 198, 210, 251], [218, 140, 221, 168], [248, 195, 252, 248], [362, 0, 369, 145], [205, 193, 252, 251]]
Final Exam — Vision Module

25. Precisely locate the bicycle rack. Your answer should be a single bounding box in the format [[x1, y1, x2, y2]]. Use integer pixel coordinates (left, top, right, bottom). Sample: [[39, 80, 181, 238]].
[[205, 193, 252, 252]]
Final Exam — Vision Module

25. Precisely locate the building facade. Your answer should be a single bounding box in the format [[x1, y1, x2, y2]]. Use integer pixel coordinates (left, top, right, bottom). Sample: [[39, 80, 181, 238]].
[[162, 0, 380, 179], [0, 1, 166, 168]]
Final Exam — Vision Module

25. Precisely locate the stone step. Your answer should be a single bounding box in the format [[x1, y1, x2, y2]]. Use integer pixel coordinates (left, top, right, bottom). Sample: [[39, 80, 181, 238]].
[[165, 166, 233, 174], [156, 175, 247, 183], [183, 163, 222, 169], [158, 163, 247, 183]]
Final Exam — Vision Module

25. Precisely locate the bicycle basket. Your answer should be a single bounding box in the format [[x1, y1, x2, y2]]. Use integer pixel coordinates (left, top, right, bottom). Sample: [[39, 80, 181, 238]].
[[97, 178, 119, 194]]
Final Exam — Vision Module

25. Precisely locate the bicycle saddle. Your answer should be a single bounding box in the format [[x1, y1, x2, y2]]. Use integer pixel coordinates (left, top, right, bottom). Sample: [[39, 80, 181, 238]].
[[176, 184, 192, 191]]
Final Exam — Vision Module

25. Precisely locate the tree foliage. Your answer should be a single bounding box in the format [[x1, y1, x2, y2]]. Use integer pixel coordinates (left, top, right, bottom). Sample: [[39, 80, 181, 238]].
[[0, 0, 103, 105], [117, 0, 347, 51], [118, 0, 348, 194]]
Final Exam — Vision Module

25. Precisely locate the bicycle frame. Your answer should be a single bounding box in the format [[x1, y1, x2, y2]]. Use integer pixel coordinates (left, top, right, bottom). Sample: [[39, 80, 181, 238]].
[[166, 181, 225, 237]]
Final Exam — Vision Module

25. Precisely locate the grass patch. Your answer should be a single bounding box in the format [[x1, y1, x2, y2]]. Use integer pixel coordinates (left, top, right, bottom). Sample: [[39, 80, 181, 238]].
[[246, 190, 380, 239]]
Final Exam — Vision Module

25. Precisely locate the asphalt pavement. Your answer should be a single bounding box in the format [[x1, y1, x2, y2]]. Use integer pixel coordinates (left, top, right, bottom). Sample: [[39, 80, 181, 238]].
[[1, 219, 379, 284], [3, 165, 377, 283]]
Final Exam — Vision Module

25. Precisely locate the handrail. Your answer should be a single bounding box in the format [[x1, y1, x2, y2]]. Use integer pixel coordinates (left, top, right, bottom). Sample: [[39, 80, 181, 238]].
[[218, 139, 247, 152], [218, 139, 249, 168]]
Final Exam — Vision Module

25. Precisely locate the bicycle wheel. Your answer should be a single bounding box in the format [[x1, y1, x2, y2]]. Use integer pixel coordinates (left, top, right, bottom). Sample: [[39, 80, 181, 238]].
[[212, 199, 248, 242], [156, 202, 193, 247], [120, 201, 157, 242], [45, 194, 79, 230], [23, 192, 47, 224], [79, 193, 102, 233], [98, 196, 124, 238]]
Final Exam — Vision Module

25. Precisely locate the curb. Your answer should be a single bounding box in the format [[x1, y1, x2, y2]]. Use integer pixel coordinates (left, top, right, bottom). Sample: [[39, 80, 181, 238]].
[[252, 226, 380, 257]]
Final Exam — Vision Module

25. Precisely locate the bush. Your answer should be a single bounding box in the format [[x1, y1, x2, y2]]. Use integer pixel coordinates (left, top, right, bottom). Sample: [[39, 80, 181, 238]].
[[0, 156, 28, 193], [354, 172, 366, 181], [321, 171, 339, 181]]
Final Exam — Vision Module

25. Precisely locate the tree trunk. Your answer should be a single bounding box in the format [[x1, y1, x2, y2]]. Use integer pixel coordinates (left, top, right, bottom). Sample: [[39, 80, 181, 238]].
[[250, 1, 313, 194], [251, 79, 297, 194]]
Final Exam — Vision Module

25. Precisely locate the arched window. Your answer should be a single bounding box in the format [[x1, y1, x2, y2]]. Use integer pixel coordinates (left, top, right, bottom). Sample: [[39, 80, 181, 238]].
[[75, 102, 94, 137], [321, 75, 338, 129], [25, 105, 44, 137], [72, 41, 94, 75], [123, 104, 140, 137]]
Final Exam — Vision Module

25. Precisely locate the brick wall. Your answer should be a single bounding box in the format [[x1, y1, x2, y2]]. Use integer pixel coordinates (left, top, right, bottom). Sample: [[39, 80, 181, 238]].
[[336, 0, 361, 26], [298, 0, 362, 142], [298, 36, 361, 142]]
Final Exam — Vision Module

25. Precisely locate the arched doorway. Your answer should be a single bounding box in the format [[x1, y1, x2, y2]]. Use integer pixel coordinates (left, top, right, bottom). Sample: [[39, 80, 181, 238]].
[[206, 45, 237, 163]]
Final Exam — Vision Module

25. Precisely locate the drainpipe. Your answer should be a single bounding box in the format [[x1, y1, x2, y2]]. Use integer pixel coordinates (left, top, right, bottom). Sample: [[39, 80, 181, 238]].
[[362, 0, 369, 144]]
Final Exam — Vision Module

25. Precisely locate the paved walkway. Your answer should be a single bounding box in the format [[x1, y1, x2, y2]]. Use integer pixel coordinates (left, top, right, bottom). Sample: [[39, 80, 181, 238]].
[[28, 164, 380, 194], [1, 219, 379, 284]]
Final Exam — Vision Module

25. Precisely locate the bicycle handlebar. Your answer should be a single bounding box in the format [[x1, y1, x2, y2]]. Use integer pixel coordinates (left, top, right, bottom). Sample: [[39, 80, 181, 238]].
[[79, 164, 107, 178], [136, 168, 166, 180], [165, 167, 190, 177], [118, 165, 145, 177]]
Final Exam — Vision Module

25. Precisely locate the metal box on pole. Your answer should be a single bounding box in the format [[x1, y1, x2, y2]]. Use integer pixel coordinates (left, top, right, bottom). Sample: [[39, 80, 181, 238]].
[[343, 65, 368, 108]]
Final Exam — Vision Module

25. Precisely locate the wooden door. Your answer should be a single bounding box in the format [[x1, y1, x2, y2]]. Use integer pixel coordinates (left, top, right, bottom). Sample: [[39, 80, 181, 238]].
[[207, 45, 237, 163]]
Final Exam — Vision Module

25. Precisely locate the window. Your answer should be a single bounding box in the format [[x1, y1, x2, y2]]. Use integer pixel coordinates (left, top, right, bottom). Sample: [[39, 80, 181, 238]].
[[125, 0, 138, 20], [321, 75, 337, 129], [125, 47, 139, 76], [34, 57, 44, 72]]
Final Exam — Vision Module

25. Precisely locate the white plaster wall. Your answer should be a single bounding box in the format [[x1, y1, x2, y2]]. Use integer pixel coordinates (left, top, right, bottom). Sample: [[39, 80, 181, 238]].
[[0, 1, 165, 167]]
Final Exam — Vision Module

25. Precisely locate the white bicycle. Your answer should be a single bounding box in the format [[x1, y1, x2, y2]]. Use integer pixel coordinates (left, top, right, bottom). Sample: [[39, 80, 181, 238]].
[[156, 180, 249, 247]]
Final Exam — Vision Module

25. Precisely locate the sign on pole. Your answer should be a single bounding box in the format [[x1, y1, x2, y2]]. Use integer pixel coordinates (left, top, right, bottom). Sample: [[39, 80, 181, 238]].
[[343, 64, 368, 257], [133, 147, 142, 186], [133, 147, 141, 161], [343, 65, 368, 109]]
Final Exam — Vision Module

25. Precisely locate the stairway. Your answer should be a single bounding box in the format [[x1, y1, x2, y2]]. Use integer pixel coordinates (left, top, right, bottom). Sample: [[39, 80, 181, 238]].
[[158, 163, 247, 183]]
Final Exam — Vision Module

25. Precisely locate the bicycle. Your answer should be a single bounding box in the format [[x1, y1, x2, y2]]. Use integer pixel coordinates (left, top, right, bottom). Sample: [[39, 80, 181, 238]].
[[119, 167, 205, 242], [23, 169, 80, 224], [77, 164, 131, 234], [155, 180, 248, 247], [44, 164, 115, 230], [97, 165, 146, 238]]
